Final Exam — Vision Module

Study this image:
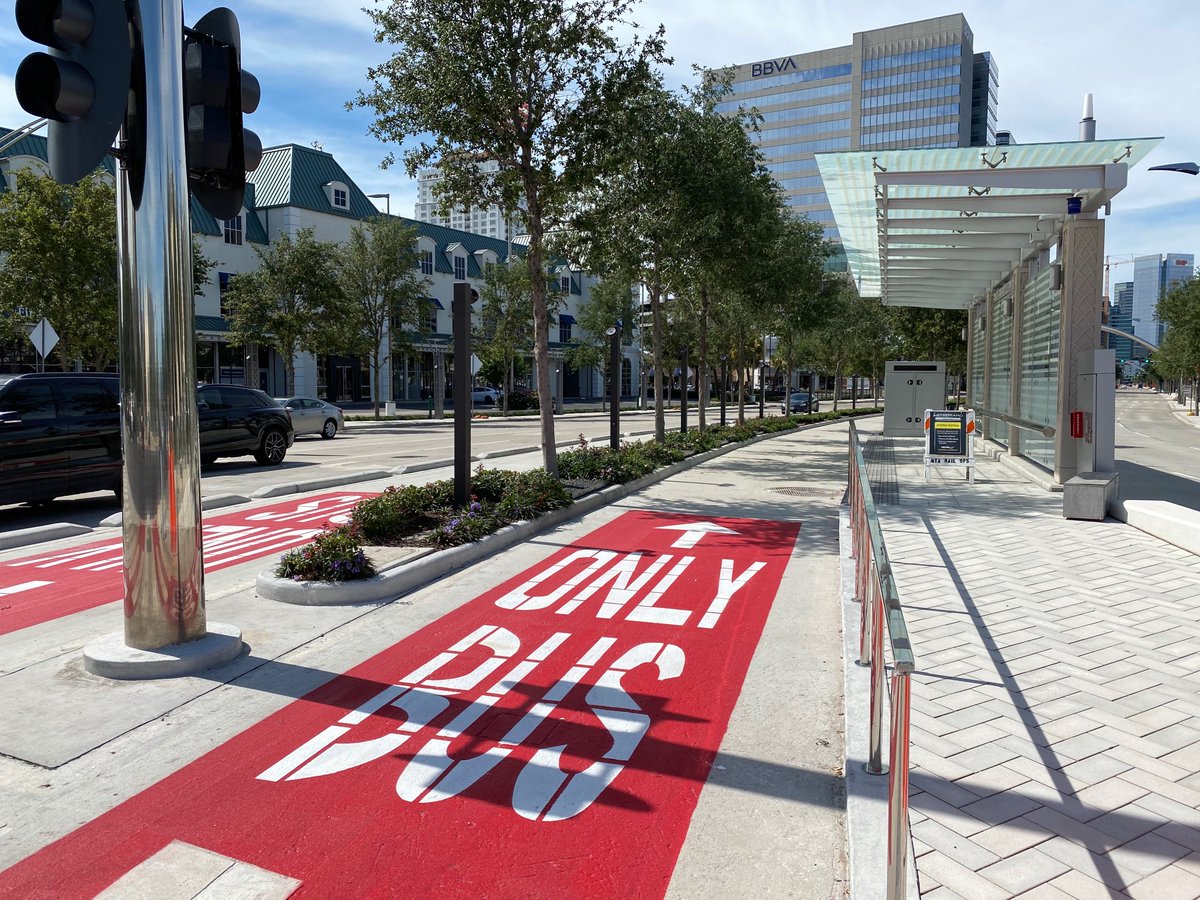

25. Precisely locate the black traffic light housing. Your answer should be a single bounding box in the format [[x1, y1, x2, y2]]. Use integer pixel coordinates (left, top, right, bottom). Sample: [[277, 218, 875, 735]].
[[184, 7, 262, 221], [13, 0, 132, 184]]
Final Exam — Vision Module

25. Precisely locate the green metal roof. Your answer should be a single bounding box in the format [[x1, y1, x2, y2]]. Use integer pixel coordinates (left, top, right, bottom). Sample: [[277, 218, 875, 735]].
[[195, 315, 232, 333], [816, 137, 1163, 309], [250, 144, 382, 219]]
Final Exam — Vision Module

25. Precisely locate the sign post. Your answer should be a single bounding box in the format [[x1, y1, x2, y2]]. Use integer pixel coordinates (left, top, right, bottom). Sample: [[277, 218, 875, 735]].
[[923, 408, 976, 483]]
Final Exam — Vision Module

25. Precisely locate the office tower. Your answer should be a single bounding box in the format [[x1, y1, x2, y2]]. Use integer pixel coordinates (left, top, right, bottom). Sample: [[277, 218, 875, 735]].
[[1109, 281, 1134, 364], [721, 14, 997, 265], [414, 158, 522, 242], [1130, 253, 1195, 355]]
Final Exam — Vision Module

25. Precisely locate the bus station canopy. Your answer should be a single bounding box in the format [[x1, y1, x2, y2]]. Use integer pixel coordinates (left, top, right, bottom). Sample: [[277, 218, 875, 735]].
[[816, 138, 1162, 309]]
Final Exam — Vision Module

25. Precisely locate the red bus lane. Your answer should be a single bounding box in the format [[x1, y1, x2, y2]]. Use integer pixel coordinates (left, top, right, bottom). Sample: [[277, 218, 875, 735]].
[[0, 493, 373, 635], [0, 510, 802, 899]]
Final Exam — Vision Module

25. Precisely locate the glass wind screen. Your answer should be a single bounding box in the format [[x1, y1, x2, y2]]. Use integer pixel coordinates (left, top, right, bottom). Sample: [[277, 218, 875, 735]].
[[1019, 266, 1059, 470], [987, 286, 1013, 446]]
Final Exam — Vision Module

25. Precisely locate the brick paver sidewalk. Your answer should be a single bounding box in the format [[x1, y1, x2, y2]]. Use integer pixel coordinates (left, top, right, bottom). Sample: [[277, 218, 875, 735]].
[[864, 428, 1200, 899]]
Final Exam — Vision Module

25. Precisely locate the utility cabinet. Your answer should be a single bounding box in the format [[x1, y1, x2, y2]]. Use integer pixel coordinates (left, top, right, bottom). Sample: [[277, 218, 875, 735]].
[[884, 360, 945, 436]]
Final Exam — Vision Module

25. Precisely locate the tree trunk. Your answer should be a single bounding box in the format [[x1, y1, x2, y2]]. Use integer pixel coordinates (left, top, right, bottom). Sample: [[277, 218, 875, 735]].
[[852, 375, 858, 410], [372, 352, 382, 419], [523, 181, 557, 476], [434, 351, 445, 418], [736, 336, 747, 425]]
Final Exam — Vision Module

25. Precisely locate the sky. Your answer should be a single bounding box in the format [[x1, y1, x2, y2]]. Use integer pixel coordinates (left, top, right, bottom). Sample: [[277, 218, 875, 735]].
[[1, 0, 1198, 297]]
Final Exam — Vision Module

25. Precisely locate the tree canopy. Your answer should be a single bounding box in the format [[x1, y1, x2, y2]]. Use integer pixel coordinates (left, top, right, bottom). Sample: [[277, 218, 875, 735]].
[[354, 0, 668, 475]]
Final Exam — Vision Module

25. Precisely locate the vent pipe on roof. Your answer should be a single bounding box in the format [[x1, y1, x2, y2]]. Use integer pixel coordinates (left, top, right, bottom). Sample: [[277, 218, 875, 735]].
[[1079, 93, 1096, 142]]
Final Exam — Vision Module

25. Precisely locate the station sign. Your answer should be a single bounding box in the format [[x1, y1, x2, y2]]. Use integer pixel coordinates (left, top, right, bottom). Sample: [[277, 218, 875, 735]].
[[923, 408, 976, 483]]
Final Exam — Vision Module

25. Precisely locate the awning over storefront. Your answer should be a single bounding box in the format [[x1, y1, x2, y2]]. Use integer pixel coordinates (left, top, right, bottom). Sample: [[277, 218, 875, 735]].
[[816, 138, 1162, 309]]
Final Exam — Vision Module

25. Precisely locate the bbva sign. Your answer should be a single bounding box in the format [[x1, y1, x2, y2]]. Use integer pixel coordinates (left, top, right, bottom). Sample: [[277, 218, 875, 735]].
[[751, 57, 797, 77]]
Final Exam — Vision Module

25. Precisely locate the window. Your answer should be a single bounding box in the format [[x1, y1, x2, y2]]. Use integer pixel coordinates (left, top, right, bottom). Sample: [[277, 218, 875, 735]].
[[560, 274, 571, 294], [419, 250, 433, 275], [3, 383, 56, 420], [424, 299, 439, 334], [333, 188, 347, 208], [219, 272, 233, 317], [59, 381, 118, 417], [224, 216, 243, 245], [558, 314, 574, 343], [453, 256, 466, 280]]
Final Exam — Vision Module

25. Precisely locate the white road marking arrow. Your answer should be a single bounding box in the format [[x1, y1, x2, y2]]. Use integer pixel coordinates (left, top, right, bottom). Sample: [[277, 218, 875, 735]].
[[656, 522, 739, 549]]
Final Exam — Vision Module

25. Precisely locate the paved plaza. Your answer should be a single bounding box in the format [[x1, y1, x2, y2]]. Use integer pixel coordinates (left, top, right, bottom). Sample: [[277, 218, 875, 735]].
[[860, 423, 1200, 899]]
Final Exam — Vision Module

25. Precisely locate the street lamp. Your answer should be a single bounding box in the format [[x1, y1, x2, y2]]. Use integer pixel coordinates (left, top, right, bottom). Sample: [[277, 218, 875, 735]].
[[367, 192, 391, 214], [606, 324, 621, 450], [1149, 162, 1199, 176]]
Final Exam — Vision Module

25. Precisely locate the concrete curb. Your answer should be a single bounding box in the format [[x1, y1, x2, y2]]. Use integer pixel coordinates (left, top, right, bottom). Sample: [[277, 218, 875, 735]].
[[252, 470, 392, 498], [1110, 498, 1200, 557], [256, 417, 848, 606], [0, 523, 93, 551], [391, 458, 455, 475]]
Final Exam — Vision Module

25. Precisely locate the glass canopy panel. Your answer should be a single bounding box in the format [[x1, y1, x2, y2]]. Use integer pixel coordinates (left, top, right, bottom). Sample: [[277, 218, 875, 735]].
[[815, 137, 1163, 306]]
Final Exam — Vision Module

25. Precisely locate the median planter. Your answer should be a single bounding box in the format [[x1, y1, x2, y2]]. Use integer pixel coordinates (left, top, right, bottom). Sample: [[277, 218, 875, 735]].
[[257, 409, 882, 605]]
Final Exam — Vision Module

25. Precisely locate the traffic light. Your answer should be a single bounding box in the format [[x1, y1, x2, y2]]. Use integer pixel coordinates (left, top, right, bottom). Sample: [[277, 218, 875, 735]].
[[184, 8, 262, 220], [13, 0, 132, 184]]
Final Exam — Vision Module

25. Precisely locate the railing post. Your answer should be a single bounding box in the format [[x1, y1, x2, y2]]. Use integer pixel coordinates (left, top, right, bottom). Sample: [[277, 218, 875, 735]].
[[859, 559, 873, 667], [866, 585, 888, 775], [887, 672, 913, 900]]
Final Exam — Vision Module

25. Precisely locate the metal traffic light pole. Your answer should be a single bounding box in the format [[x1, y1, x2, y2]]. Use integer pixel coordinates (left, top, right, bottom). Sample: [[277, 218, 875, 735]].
[[87, 0, 241, 676]]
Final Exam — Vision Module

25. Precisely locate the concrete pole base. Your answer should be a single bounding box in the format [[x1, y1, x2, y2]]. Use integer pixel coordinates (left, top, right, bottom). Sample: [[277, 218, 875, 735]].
[[82, 622, 244, 681]]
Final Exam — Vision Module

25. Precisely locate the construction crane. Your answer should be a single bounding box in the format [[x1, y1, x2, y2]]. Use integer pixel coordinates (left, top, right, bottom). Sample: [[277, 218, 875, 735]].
[[1104, 254, 1137, 302]]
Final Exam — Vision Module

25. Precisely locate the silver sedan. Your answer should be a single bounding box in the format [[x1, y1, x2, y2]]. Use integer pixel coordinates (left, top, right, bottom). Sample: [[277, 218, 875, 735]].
[[275, 397, 345, 439]]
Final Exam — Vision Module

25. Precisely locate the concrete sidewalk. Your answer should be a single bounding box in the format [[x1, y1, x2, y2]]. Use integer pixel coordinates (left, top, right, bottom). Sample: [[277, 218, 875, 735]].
[[856, 423, 1200, 899]]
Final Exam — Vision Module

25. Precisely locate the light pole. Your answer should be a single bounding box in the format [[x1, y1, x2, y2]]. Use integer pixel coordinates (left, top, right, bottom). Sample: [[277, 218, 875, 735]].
[[720, 355, 728, 427], [1149, 162, 1199, 175], [367, 192, 391, 214], [606, 324, 621, 449], [452, 282, 478, 508]]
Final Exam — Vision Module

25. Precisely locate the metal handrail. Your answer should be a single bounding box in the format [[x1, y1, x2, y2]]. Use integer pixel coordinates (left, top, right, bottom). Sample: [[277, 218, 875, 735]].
[[848, 420, 916, 900], [974, 406, 1056, 438]]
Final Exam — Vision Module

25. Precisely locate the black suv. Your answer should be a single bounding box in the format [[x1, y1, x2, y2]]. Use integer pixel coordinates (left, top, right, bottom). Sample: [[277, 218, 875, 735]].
[[0, 373, 294, 506]]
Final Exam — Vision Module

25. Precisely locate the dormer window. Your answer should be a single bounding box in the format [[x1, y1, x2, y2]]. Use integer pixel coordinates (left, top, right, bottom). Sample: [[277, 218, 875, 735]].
[[560, 274, 571, 293], [454, 256, 466, 280], [323, 181, 351, 210], [418, 249, 434, 276]]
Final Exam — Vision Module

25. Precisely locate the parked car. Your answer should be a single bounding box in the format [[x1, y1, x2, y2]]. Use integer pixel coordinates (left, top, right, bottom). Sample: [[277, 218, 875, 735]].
[[782, 391, 820, 414], [472, 385, 501, 405], [197, 384, 294, 466], [0, 373, 294, 507], [275, 396, 344, 439]]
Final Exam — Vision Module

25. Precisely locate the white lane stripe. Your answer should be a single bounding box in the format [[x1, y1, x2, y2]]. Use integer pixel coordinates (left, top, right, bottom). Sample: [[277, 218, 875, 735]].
[[0, 580, 53, 596]]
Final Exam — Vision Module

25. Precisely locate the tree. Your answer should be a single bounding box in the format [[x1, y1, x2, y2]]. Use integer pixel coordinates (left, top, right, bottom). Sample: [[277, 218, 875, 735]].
[[223, 228, 347, 395], [353, 0, 668, 475], [339, 216, 428, 418], [1155, 275, 1200, 413], [475, 257, 536, 413], [0, 170, 119, 369], [565, 269, 640, 408]]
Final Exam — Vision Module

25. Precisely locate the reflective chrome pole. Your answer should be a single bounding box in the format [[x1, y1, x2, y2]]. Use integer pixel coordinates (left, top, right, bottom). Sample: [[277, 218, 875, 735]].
[[117, 0, 206, 649], [866, 586, 888, 775], [887, 672, 913, 900]]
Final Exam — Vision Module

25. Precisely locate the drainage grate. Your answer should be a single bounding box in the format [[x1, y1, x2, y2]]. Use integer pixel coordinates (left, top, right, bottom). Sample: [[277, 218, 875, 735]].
[[771, 486, 842, 498]]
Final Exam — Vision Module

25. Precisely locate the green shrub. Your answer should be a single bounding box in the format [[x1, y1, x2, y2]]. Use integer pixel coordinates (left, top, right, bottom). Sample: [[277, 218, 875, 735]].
[[275, 526, 376, 582], [350, 484, 443, 543], [494, 469, 572, 521]]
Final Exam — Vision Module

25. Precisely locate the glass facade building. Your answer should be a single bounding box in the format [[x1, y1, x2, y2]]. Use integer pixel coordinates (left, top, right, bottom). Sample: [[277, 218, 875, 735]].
[[1130, 253, 1196, 356], [1108, 282, 1134, 363], [723, 15, 997, 266]]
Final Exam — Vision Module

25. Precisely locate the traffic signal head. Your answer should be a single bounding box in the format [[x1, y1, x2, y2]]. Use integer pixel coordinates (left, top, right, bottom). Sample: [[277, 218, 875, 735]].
[[184, 7, 262, 220], [13, 0, 132, 184]]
